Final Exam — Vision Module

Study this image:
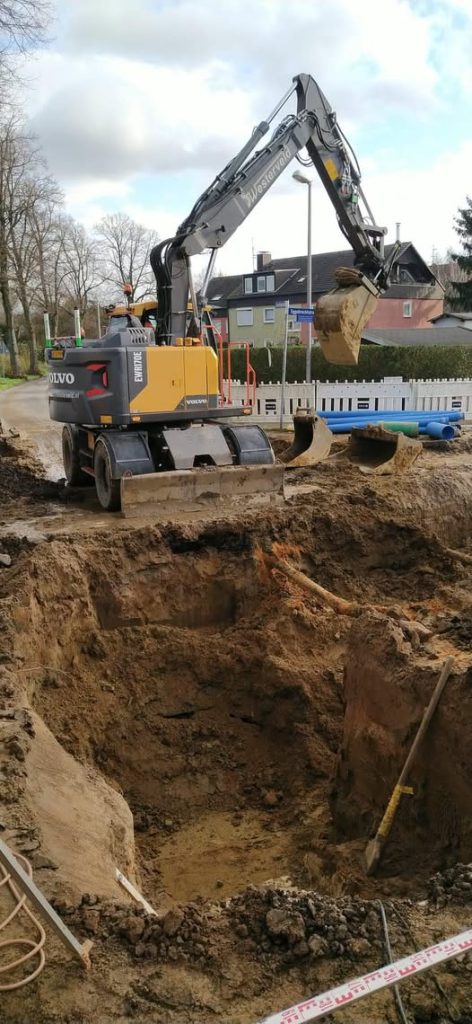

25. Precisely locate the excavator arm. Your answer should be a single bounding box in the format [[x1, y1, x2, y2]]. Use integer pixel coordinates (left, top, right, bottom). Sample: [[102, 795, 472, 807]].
[[151, 73, 399, 363]]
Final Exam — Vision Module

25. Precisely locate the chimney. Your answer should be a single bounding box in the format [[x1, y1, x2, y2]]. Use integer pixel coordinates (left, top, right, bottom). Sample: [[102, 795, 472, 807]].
[[395, 222, 401, 242], [256, 251, 272, 271]]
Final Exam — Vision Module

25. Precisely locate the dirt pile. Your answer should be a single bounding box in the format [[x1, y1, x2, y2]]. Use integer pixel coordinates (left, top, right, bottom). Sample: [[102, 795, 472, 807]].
[[1, 437, 472, 1022], [428, 863, 472, 907]]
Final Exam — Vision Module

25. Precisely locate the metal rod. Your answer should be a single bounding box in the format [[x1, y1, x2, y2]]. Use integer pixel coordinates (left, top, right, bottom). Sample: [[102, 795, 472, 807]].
[[186, 257, 199, 324], [306, 181, 312, 384], [0, 838, 92, 967], [200, 249, 218, 307], [266, 83, 296, 125], [279, 301, 289, 430], [43, 311, 51, 347], [73, 308, 82, 347]]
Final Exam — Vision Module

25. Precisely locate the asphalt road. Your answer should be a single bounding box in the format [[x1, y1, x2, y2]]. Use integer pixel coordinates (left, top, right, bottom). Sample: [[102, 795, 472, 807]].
[[0, 378, 63, 479]]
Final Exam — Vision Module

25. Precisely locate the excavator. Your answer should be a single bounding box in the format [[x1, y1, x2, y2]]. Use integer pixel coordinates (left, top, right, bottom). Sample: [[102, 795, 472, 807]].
[[46, 73, 399, 513]]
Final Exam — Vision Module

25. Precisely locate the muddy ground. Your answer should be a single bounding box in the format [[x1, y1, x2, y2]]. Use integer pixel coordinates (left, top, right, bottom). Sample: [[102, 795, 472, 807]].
[[0, 423, 471, 1023]]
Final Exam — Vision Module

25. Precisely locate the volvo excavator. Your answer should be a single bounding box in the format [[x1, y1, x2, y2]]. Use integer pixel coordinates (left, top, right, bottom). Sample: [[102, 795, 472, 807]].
[[46, 73, 399, 514]]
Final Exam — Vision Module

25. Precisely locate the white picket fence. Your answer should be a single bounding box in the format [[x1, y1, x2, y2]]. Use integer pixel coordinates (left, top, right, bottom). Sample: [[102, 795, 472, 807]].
[[224, 377, 472, 426]]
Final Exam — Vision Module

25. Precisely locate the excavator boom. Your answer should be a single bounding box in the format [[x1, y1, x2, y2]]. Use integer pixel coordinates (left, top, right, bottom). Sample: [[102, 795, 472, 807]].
[[151, 73, 399, 363]]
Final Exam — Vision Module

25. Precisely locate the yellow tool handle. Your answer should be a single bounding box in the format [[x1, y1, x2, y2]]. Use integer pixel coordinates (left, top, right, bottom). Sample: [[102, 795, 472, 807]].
[[376, 784, 414, 840]]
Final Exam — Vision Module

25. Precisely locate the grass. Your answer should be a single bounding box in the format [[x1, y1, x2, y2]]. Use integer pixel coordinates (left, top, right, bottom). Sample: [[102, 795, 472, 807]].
[[0, 373, 44, 391]]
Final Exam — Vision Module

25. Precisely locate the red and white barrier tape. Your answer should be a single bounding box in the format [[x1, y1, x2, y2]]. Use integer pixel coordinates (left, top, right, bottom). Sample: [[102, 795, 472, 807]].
[[257, 928, 472, 1024]]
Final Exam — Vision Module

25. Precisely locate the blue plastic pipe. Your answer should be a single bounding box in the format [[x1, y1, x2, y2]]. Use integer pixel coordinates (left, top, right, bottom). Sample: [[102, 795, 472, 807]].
[[424, 421, 455, 440], [327, 417, 453, 434], [321, 409, 464, 422]]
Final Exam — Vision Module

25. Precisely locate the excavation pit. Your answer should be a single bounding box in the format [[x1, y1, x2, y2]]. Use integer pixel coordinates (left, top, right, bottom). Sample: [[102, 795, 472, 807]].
[[4, 515, 472, 905], [2, 440, 472, 1023]]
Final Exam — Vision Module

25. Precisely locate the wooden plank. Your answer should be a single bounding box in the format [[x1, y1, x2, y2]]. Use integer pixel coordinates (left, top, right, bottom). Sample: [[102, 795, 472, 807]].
[[115, 868, 157, 916]]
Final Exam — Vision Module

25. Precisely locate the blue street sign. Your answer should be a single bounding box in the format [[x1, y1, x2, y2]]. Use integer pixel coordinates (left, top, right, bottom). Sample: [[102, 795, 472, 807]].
[[295, 311, 315, 322], [288, 306, 306, 315]]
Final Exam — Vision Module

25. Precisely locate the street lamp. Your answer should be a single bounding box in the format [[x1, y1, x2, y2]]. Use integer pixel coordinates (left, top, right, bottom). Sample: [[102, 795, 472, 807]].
[[292, 170, 313, 384]]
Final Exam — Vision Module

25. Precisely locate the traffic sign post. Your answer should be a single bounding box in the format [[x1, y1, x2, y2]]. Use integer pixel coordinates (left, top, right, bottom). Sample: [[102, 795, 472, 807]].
[[279, 301, 289, 430]]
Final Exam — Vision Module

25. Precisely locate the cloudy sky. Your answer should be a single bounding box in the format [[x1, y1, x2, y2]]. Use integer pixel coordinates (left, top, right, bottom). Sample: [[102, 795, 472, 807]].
[[20, 0, 472, 274]]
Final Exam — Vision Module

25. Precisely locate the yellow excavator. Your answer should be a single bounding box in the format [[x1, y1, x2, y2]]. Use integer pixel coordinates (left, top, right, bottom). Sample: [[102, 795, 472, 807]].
[[45, 73, 399, 513]]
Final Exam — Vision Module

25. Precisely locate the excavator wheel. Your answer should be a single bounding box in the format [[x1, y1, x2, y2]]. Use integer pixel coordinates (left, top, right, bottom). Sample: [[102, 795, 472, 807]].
[[62, 424, 93, 487], [93, 437, 121, 511]]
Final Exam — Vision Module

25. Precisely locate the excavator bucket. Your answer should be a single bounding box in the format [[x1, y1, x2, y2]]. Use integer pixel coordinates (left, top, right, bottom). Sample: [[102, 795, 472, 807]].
[[316, 269, 379, 365], [280, 410, 333, 467], [120, 464, 285, 517], [348, 424, 422, 475]]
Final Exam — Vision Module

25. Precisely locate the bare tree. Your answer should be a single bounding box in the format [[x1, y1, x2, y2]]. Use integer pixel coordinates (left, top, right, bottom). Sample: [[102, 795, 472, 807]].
[[28, 203, 69, 337], [8, 176, 62, 370], [0, 117, 37, 374], [95, 212, 159, 302], [62, 220, 104, 317], [0, 0, 51, 91]]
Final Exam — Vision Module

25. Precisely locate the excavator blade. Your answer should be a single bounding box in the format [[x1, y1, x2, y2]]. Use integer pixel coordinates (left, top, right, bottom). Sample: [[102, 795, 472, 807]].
[[316, 283, 378, 365], [348, 424, 422, 475], [280, 410, 333, 467], [120, 464, 285, 517]]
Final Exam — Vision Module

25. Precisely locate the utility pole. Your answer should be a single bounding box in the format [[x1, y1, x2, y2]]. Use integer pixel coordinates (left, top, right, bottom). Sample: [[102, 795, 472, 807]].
[[293, 171, 313, 383]]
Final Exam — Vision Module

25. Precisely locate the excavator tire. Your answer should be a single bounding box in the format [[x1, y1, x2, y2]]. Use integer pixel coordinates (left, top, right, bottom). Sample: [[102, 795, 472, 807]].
[[280, 410, 333, 467]]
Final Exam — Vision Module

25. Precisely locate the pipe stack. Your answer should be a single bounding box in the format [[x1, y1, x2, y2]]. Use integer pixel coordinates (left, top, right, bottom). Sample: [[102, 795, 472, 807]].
[[317, 408, 464, 441]]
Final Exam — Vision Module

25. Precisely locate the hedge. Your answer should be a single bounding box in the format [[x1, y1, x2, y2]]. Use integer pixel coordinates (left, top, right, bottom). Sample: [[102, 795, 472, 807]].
[[226, 345, 472, 384]]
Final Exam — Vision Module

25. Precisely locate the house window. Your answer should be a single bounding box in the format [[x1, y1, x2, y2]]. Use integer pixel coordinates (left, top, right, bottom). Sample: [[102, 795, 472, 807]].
[[244, 277, 253, 293], [266, 273, 275, 291], [257, 277, 266, 292], [264, 307, 275, 323], [403, 301, 412, 318], [287, 319, 300, 332], [237, 308, 253, 327]]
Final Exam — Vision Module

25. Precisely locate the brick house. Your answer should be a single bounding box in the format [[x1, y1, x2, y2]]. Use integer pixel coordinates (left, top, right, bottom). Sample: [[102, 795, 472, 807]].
[[205, 243, 443, 348]]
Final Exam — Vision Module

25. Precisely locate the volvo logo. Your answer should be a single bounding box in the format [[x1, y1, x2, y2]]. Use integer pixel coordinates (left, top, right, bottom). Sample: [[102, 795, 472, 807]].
[[48, 371, 75, 384]]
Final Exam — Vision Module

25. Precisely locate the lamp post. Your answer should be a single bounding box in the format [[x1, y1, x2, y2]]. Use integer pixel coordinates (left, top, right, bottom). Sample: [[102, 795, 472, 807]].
[[292, 170, 313, 383]]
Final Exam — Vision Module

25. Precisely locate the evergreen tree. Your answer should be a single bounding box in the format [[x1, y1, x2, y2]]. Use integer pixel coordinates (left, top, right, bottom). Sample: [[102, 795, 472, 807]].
[[449, 196, 472, 310]]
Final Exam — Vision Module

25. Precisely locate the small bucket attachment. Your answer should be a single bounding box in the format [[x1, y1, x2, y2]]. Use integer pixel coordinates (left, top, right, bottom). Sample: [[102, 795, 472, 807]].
[[316, 268, 379, 366], [120, 464, 285, 517], [281, 410, 333, 467], [348, 424, 422, 475]]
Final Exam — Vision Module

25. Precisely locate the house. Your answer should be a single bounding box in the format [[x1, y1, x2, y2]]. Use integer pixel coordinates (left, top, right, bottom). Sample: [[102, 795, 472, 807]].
[[362, 327, 472, 348], [205, 244, 443, 348], [429, 311, 472, 331]]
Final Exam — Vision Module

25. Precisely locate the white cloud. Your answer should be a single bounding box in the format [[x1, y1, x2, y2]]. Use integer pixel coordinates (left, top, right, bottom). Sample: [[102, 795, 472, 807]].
[[107, 138, 472, 276], [27, 0, 454, 186], [15, 0, 471, 273]]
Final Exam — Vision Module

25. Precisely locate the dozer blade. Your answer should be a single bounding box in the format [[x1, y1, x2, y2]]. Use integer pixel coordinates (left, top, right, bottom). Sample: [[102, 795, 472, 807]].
[[348, 424, 422, 475], [280, 410, 333, 467], [316, 272, 379, 366], [120, 464, 285, 517]]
